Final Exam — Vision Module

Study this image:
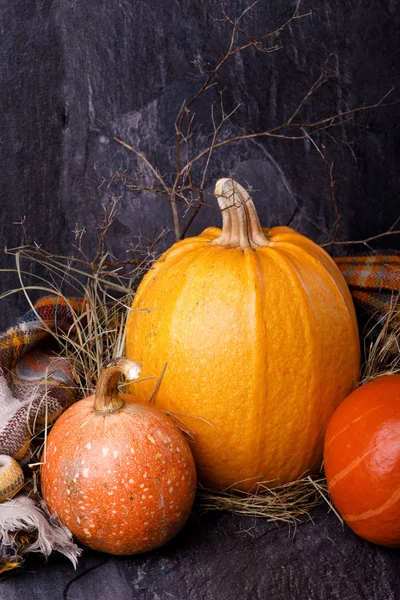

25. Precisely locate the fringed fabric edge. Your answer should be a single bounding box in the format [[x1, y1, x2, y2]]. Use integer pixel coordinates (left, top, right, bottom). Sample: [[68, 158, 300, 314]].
[[0, 494, 82, 574]]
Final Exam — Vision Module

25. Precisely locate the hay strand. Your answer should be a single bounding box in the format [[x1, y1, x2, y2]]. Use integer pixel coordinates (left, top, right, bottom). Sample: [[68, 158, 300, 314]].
[[2, 240, 400, 523], [198, 476, 330, 524]]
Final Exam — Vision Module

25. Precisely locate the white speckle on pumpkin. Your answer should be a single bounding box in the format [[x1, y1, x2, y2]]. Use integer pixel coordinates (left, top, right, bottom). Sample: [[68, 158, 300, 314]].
[[176, 447, 181, 452], [129, 478, 134, 484], [53, 446, 57, 453], [85, 442, 92, 450], [147, 434, 155, 444], [77, 517, 81, 524], [113, 450, 119, 458], [169, 486, 174, 493], [84, 528, 91, 537], [107, 491, 114, 495], [149, 495, 153, 499], [167, 479, 171, 484], [140, 483, 144, 488], [83, 468, 90, 478], [130, 447, 135, 454], [144, 488, 149, 492], [127, 363, 141, 380], [67, 489, 71, 495], [102, 447, 109, 457], [143, 472, 147, 478], [112, 510, 117, 514], [89, 523, 96, 528], [142, 494, 146, 499]]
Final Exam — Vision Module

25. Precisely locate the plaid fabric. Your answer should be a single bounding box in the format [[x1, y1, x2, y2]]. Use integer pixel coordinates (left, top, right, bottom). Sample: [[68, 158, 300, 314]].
[[0, 296, 83, 573], [335, 252, 400, 324], [0, 296, 82, 462]]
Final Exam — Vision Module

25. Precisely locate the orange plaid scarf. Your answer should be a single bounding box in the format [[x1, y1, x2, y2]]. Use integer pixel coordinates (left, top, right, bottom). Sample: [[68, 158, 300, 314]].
[[335, 252, 400, 323]]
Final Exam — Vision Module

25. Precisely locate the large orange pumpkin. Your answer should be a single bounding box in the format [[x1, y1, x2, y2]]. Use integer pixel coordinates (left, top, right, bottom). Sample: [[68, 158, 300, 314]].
[[41, 358, 196, 555], [126, 178, 360, 492], [324, 374, 400, 547]]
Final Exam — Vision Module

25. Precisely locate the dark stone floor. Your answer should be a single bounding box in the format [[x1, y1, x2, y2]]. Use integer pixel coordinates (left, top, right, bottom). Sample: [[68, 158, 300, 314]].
[[2, 503, 399, 600]]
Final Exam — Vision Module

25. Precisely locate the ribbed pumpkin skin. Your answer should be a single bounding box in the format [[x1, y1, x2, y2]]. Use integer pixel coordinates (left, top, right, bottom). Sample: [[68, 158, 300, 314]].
[[126, 225, 360, 492], [41, 393, 196, 554], [324, 375, 400, 547]]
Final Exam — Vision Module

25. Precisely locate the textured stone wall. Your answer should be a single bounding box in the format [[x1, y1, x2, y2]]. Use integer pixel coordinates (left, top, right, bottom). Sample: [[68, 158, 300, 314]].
[[1, 0, 399, 326]]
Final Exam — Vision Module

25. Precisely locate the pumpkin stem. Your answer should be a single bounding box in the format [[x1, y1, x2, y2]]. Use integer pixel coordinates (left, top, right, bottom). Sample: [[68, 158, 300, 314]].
[[94, 358, 142, 413], [211, 178, 270, 250]]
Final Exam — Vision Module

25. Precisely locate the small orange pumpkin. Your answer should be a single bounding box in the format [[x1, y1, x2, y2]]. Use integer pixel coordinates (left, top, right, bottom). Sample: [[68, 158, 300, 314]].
[[40, 358, 196, 555], [324, 374, 400, 547], [126, 178, 360, 492]]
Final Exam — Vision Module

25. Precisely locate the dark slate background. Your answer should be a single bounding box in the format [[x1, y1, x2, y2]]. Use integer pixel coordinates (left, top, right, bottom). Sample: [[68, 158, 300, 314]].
[[1, 0, 400, 598], [1, 0, 400, 324]]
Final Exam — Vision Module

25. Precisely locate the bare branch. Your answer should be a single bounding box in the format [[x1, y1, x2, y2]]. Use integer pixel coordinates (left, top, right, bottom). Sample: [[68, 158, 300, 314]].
[[322, 224, 400, 249], [287, 54, 336, 125], [111, 137, 169, 194], [221, 0, 311, 53], [180, 87, 395, 177], [110, 1, 394, 244], [112, 136, 181, 239]]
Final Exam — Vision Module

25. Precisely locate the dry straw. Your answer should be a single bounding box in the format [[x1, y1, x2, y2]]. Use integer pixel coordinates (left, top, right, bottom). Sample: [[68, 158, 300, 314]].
[[1, 237, 399, 524], [361, 297, 400, 384]]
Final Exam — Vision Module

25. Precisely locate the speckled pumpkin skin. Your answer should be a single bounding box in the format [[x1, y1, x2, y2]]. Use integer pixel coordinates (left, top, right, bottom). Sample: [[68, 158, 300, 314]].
[[40, 393, 197, 555]]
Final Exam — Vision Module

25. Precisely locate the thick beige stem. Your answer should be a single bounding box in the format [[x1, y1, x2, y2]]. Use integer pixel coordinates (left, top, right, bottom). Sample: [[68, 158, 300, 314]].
[[211, 178, 270, 250], [94, 358, 141, 413]]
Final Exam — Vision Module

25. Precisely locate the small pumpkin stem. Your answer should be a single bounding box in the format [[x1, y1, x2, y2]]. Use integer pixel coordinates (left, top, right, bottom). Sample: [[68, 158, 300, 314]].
[[211, 178, 270, 250], [94, 358, 142, 413]]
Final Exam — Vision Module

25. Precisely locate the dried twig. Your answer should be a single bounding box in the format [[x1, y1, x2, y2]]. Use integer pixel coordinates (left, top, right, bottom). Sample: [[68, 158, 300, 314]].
[[322, 222, 400, 250], [111, 1, 395, 244]]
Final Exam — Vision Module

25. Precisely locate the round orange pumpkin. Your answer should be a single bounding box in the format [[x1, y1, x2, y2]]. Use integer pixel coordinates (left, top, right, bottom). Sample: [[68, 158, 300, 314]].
[[126, 178, 360, 492], [324, 374, 400, 547], [40, 358, 196, 555]]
